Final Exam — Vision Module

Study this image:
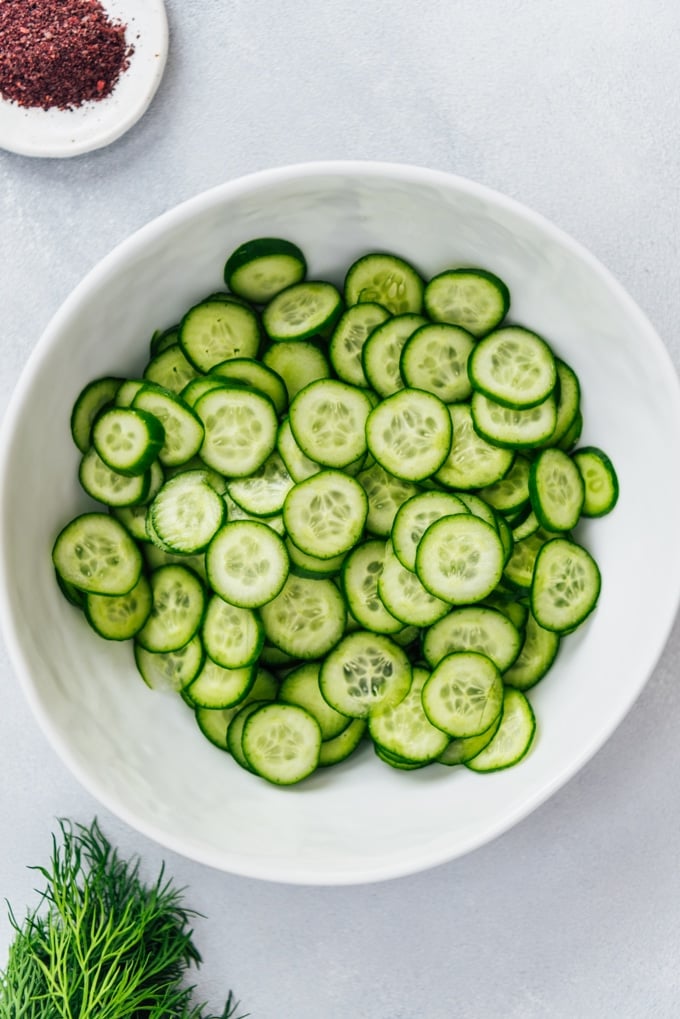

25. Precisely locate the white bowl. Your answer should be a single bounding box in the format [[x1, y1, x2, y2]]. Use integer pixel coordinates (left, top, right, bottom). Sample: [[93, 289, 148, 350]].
[[0, 0, 168, 158], [1, 162, 679, 885]]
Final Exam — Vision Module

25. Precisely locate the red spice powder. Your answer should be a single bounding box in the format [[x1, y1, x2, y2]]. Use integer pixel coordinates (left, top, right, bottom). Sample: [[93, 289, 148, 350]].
[[0, 0, 134, 111]]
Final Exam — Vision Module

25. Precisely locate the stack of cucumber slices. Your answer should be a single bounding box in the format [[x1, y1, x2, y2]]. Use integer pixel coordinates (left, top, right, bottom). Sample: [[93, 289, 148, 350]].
[[52, 238, 619, 786]]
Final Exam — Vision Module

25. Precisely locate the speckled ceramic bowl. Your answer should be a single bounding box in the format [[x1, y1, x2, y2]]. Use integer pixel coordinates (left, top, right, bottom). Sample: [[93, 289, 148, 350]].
[[1, 162, 679, 884]]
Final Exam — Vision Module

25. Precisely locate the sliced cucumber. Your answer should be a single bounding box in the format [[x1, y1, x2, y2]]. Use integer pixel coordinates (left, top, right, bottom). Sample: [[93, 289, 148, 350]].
[[262, 340, 331, 401], [185, 659, 255, 709], [528, 448, 585, 532], [318, 718, 367, 767], [70, 376, 122, 453], [573, 446, 619, 517], [85, 574, 152, 641], [319, 631, 412, 719], [435, 404, 514, 490], [206, 520, 289, 608], [278, 661, 350, 740], [466, 687, 535, 772], [283, 470, 368, 559], [369, 666, 448, 763], [260, 574, 346, 659], [144, 344, 198, 394], [423, 268, 509, 336], [471, 391, 558, 449], [53, 513, 143, 596], [416, 514, 505, 604], [136, 565, 206, 653], [391, 491, 468, 572], [329, 302, 391, 387], [210, 357, 288, 416], [263, 281, 343, 341], [242, 703, 322, 785], [469, 327, 556, 409], [134, 634, 205, 693], [224, 237, 307, 304], [356, 462, 419, 537], [365, 388, 452, 481], [150, 470, 226, 554], [341, 539, 404, 635], [202, 594, 264, 668], [195, 385, 278, 477], [400, 323, 475, 403], [180, 299, 260, 372], [132, 385, 205, 467], [437, 712, 502, 766], [79, 448, 150, 507], [422, 651, 503, 738], [344, 252, 424, 316], [361, 314, 427, 397], [531, 538, 601, 633], [289, 379, 372, 469], [503, 611, 560, 690], [423, 606, 522, 672], [378, 542, 450, 628]]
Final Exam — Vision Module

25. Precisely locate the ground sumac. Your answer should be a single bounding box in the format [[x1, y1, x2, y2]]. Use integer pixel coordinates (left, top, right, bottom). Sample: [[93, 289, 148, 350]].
[[0, 0, 133, 111]]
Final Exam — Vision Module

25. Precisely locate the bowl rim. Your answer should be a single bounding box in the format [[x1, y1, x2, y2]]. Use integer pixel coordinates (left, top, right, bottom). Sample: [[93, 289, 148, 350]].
[[2, 160, 680, 885]]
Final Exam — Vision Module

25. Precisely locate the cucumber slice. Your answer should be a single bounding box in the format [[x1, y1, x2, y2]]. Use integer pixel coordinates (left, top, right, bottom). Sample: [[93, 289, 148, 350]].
[[85, 574, 152, 641], [318, 718, 367, 767], [399, 323, 475, 403], [423, 268, 509, 336], [262, 340, 331, 401], [285, 538, 347, 578], [369, 666, 449, 763], [53, 512, 143, 596], [329, 302, 391, 387], [341, 539, 403, 635], [206, 521, 289, 608], [210, 357, 288, 415], [503, 611, 560, 690], [224, 237, 307, 304], [202, 594, 263, 668], [538, 358, 581, 448], [79, 448, 150, 507], [478, 455, 531, 514], [227, 452, 294, 517], [378, 542, 450, 628], [149, 325, 179, 357], [278, 662, 350, 740], [179, 299, 260, 371], [283, 470, 368, 559], [132, 386, 205, 467], [114, 378, 147, 408], [361, 314, 427, 397], [319, 631, 412, 719], [466, 688, 536, 772], [531, 538, 601, 633], [150, 470, 226, 554], [365, 388, 452, 481], [277, 417, 322, 483], [134, 634, 205, 692], [195, 385, 278, 477], [263, 281, 343, 341], [391, 491, 468, 571], [528, 448, 585, 532], [423, 606, 522, 671], [242, 703, 322, 785], [415, 514, 504, 604], [469, 327, 556, 409], [144, 344, 198, 394], [503, 528, 552, 591], [184, 659, 255, 709], [136, 565, 206, 653], [195, 667, 277, 750], [437, 712, 502, 766], [70, 376, 122, 453], [344, 252, 424, 316], [471, 391, 557, 449], [435, 404, 514, 490], [356, 462, 419, 537], [227, 700, 270, 771], [422, 651, 503, 738], [573, 446, 619, 517], [260, 574, 346, 659], [289, 379, 372, 469]]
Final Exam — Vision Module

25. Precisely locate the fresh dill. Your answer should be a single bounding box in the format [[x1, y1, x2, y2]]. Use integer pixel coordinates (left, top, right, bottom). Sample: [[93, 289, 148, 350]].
[[0, 818, 247, 1019]]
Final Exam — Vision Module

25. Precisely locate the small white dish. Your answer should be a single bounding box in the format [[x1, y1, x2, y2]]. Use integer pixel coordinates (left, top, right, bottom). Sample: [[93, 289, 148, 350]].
[[0, 0, 168, 158]]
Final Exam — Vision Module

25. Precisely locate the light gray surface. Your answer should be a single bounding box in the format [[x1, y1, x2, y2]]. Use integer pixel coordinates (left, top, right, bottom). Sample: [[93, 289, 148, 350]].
[[1, 1, 679, 1015]]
